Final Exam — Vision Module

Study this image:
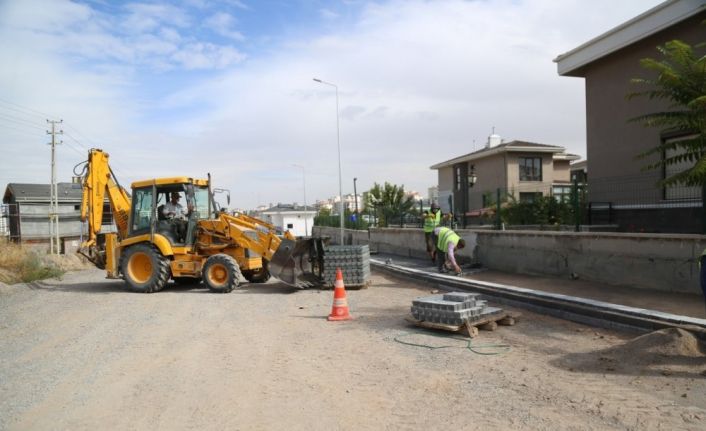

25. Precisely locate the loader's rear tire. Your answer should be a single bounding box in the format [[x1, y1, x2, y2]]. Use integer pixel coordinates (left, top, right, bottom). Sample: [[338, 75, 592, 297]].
[[203, 254, 241, 293], [243, 261, 270, 283], [121, 244, 170, 293]]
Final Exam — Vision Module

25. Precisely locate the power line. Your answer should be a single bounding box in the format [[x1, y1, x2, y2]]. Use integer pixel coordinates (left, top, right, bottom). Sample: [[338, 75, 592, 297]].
[[0, 97, 57, 120], [61, 140, 85, 157], [0, 113, 46, 131], [1, 123, 46, 138], [0, 98, 133, 181], [63, 131, 90, 151], [63, 122, 96, 149]]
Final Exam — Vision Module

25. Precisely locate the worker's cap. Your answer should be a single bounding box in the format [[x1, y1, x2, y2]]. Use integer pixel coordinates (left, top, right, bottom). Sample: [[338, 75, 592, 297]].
[[431, 203, 440, 210]]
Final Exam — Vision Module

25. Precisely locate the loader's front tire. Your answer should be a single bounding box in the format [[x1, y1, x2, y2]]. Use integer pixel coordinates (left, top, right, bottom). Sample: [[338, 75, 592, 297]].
[[121, 244, 170, 293], [203, 254, 241, 293], [243, 261, 270, 283]]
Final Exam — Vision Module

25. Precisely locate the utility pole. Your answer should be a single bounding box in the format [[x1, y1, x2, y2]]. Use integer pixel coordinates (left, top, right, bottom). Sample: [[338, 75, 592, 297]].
[[47, 119, 63, 255]]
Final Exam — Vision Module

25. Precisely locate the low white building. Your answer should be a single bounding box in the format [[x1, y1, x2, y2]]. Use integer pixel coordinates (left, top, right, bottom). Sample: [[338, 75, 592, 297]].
[[260, 204, 317, 237]]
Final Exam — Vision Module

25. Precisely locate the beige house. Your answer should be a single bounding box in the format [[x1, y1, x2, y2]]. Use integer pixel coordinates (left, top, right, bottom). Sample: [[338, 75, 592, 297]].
[[430, 135, 580, 220]]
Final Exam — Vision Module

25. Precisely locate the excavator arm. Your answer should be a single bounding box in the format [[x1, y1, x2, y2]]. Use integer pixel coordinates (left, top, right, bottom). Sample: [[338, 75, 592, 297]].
[[79, 149, 131, 268]]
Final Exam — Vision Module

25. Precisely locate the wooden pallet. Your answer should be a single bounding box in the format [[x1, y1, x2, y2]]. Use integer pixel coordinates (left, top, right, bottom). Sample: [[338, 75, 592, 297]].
[[405, 312, 519, 338]]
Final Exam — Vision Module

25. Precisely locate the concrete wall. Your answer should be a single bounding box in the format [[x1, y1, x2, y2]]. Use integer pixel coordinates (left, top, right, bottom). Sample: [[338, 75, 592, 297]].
[[314, 226, 706, 294]]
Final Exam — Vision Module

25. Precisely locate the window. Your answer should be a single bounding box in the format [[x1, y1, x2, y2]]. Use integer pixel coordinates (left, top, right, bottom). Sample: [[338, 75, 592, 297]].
[[519, 157, 542, 181], [192, 186, 210, 220], [664, 135, 700, 200], [520, 192, 542, 203], [131, 187, 153, 233], [455, 167, 462, 191], [552, 186, 572, 203], [287, 223, 294, 229]]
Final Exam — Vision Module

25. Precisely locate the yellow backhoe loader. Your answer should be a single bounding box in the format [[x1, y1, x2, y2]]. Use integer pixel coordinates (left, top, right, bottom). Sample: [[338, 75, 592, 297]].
[[77, 148, 324, 293]]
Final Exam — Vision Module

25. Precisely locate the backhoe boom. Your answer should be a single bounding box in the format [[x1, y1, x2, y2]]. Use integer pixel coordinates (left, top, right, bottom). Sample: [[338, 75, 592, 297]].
[[79, 149, 131, 267]]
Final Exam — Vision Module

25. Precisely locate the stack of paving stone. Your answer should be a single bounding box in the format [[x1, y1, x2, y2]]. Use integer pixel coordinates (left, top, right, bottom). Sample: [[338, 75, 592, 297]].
[[322, 245, 371, 287], [411, 291, 503, 326]]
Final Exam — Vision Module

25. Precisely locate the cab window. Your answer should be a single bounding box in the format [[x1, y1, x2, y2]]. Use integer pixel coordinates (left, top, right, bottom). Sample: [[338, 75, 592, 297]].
[[131, 187, 154, 233], [193, 186, 210, 220]]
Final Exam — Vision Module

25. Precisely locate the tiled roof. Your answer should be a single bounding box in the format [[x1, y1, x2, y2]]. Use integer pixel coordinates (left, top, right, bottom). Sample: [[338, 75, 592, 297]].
[[261, 204, 316, 213], [3, 182, 83, 203], [430, 140, 567, 170]]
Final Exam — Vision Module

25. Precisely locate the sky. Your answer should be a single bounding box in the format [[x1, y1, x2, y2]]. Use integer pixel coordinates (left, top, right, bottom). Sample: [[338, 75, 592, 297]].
[[0, 0, 664, 210]]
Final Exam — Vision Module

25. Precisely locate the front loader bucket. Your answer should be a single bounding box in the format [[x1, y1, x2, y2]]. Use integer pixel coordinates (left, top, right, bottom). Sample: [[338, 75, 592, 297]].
[[269, 237, 326, 288]]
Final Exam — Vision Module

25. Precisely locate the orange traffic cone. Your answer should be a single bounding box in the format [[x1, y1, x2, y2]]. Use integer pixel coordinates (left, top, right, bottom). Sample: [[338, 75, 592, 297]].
[[328, 268, 353, 321]]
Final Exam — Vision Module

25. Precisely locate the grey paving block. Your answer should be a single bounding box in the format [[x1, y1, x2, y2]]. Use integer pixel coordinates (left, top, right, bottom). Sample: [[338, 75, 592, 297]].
[[443, 292, 480, 302], [410, 292, 504, 326]]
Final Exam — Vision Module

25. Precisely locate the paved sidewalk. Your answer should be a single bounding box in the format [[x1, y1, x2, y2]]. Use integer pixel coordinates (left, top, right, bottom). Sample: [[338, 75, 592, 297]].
[[375, 253, 706, 319]]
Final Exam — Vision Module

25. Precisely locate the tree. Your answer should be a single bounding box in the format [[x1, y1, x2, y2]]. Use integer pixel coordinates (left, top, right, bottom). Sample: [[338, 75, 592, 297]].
[[628, 35, 706, 186], [364, 182, 415, 227]]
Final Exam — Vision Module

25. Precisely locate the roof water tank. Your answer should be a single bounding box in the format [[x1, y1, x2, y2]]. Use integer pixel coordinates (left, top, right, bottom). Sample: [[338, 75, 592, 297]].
[[487, 134, 502, 148]]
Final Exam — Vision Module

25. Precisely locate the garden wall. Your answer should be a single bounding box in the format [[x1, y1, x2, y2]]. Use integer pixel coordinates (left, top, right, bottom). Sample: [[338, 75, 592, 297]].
[[313, 226, 706, 294]]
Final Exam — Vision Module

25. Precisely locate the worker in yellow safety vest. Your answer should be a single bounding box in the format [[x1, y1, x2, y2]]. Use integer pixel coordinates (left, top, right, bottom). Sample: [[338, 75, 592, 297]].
[[423, 203, 442, 263], [434, 226, 466, 274]]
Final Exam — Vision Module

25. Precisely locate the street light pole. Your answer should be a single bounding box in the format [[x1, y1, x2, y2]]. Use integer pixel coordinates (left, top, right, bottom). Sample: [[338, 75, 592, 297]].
[[353, 177, 359, 229], [313, 77, 344, 245], [292, 164, 308, 236], [353, 177, 358, 215]]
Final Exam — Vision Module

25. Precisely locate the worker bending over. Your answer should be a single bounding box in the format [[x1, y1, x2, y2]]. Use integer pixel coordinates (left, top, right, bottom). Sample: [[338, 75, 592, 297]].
[[433, 226, 465, 274]]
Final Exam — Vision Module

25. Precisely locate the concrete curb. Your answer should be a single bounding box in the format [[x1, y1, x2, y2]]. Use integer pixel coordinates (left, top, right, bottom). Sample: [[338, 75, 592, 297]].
[[371, 258, 706, 337]]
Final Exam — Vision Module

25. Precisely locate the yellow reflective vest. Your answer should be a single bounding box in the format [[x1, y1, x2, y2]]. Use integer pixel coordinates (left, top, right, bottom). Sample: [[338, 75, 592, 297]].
[[436, 227, 460, 251], [423, 210, 441, 233]]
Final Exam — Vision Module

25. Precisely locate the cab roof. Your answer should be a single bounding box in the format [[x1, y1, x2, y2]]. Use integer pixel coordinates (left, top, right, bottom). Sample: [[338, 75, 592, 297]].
[[131, 177, 209, 189]]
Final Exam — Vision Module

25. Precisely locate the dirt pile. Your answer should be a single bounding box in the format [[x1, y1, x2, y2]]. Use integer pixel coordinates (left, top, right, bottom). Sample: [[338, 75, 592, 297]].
[[607, 328, 705, 363], [0, 240, 91, 284], [561, 328, 706, 374], [44, 253, 91, 272]]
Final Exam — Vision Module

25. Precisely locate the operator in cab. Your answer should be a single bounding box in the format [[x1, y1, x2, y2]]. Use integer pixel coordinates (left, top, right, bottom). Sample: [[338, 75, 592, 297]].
[[163, 192, 192, 241]]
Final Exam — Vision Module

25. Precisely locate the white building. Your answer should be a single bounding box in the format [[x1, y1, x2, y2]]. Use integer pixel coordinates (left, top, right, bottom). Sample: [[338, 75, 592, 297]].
[[428, 186, 439, 204], [260, 204, 317, 237]]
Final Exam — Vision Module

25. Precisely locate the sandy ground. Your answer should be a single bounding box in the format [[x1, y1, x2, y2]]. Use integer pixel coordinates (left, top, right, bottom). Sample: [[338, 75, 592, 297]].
[[1, 269, 705, 430]]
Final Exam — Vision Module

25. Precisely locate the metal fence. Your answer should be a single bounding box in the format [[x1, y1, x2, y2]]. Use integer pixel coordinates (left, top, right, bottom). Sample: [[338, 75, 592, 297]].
[[462, 173, 702, 233], [0, 204, 19, 241], [463, 181, 585, 230]]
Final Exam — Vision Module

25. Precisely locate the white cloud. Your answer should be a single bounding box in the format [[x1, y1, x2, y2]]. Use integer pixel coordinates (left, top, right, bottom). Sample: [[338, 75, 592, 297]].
[[205, 11, 245, 41], [171, 42, 246, 69], [123, 3, 192, 33], [320, 8, 340, 20], [0, 0, 664, 209]]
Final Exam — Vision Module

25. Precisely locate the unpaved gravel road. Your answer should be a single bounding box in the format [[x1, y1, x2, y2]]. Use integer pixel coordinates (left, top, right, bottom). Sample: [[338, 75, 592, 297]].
[[1, 269, 705, 430]]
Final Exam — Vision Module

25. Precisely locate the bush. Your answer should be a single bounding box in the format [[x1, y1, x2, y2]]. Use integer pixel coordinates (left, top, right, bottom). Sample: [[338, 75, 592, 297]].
[[502, 196, 574, 226], [0, 240, 65, 284], [314, 213, 369, 230], [20, 253, 64, 283]]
